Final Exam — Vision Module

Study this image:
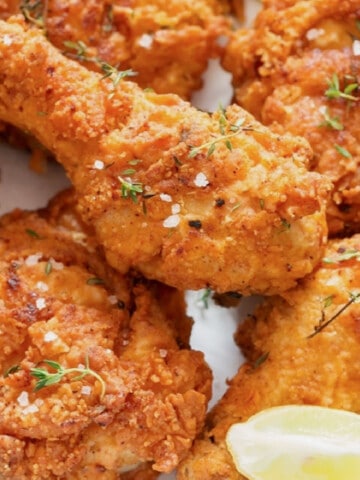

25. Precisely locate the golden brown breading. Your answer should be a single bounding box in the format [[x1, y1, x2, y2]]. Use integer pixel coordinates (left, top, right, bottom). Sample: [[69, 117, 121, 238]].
[[0, 18, 331, 295], [0, 189, 212, 479], [0, 0, 230, 100], [223, 0, 360, 235], [178, 234, 360, 480]]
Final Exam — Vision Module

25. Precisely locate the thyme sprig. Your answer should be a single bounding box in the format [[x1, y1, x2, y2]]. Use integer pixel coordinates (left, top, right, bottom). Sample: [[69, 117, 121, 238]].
[[30, 355, 106, 398], [20, 0, 46, 29], [319, 107, 343, 130], [308, 292, 360, 339], [323, 249, 360, 264], [63, 41, 137, 92], [189, 107, 255, 158], [325, 73, 359, 102], [118, 176, 144, 203]]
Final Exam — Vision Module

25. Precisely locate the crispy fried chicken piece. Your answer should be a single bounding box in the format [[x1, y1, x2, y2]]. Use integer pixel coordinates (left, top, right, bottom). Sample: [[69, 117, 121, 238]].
[[0, 0, 230, 100], [0, 18, 331, 295], [178, 234, 360, 479], [224, 1, 360, 235], [0, 188, 212, 479]]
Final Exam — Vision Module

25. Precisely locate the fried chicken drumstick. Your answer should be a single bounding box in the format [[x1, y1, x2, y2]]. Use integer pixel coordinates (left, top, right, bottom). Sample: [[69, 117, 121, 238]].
[[0, 18, 331, 295], [224, 0, 360, 235], [0, 0, 230, 99], [0, 189, 212, 479], [178, 234, 360, 479]]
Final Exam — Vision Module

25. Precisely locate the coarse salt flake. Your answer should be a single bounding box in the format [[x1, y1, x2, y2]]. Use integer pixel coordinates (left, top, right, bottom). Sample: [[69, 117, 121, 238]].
[[194, 172, 209, 187], [171, 203, 181, 214], [138, 33, 153, 49], [163, 214, 180, 228], [108, 295, 118, 305], [22, 404, 39, 415], [159, 349, 168, 358], [17, 391, 29, 408], [305, 28, 324, 41], [81, 385, 92, 395], [50, 258, 64, 270], [160, 193, 172, 202], [36, 298, 46, 310], [93, 160, 104, 170], [318, 105, 327, 116], [25, 253, 43, 266], [44, 331, 58, 342], [2, 34, 12, 46], [36, 281, 49, 292], [353, 39, 360, 56]]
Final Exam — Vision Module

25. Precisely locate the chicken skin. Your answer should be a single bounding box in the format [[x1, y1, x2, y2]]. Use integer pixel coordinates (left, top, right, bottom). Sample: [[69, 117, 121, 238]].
[[0, 0, 230, 100], [224, 0, 360, 235], [0, 18, 331, 295], [0, 188, 212, 479], [178, 234, 360, 479]]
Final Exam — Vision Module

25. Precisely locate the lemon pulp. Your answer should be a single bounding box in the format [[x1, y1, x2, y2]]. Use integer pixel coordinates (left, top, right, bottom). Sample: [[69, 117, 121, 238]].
[[226, 405, 360, 480]]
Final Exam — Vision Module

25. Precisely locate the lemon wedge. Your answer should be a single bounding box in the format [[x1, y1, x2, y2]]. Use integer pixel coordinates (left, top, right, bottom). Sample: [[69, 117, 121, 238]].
[[226, 405, 360, 480]]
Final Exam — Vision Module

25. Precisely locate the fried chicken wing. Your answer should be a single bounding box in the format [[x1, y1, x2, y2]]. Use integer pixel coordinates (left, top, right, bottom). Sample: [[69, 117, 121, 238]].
[[224, 0, 360, 235], [178, 234, 360, 479], [0, 18, 331, 295], [0, 188, 212, 479], [0, 0, 230, 100]]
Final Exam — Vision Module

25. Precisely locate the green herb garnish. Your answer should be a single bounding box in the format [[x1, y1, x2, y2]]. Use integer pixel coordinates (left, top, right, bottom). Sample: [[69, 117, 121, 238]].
[[319, 107, 343, 130], [323, 249, 360, 264], [325, 74, 359, 102], [30, 355, 106, 398], [118, 176, 143, 203], [86, 277, 105, 286]]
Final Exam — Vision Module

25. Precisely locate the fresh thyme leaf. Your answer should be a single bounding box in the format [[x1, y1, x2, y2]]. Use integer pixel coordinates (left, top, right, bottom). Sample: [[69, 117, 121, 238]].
[[319, 107, 343, 130], [86, 277, 105, 286], [252, 351, 269, 370], [325, 73, 359, 102], [118, 176, 143, 203], [323, 295, 334, 308], [100, 63, 137, 89], [63, 40, 90, 62], [259, 198, 265, 210], [199, 288, 212, 309], [207, 143, 216, 157], [30, 355, 106, 398], [4, 365, 21, 377], [121, 168, 136, 176], [334, 144, 352, 158], [45, 260, 52, 275], [20, 0, 45, 29], [323, 249, 360, 264], [25, 228, 41, 239]]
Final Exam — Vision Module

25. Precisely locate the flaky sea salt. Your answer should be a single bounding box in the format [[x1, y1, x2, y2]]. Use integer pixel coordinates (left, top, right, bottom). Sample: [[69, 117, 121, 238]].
[[138, 33, 153, 49], [93, 160, 104, 170], [160, 193, 172, 202], [163, 214, 180, 228], [81, 385, 92, 395], [194, 172, 209, 187], [44, 331, 58, 342], [171, 203, 181, 214], [25, 253, 43, 266], [159, 349, 168, 358], [17, 391, 29, 408], [22, 404, 39, 415], [353, 39, 360, 56], [108, 295, 118, 305], [305, 28, 324, 41], [36, 281, 49, 292], [36, 298, 46, 310], [2, 35, 12, 46], [49, 258, 64, 270]]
